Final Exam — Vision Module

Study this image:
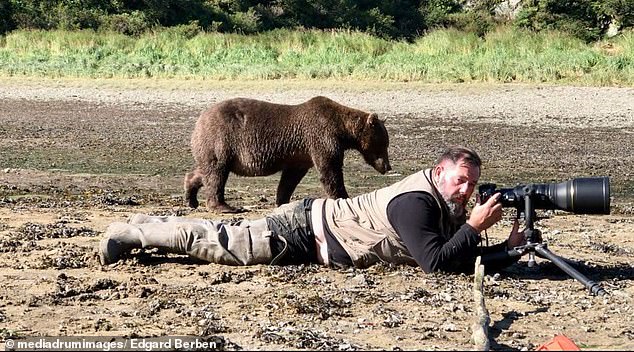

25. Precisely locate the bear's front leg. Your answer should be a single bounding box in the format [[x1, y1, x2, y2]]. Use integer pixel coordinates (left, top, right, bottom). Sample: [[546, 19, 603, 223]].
[[202, 166, 245, 213], [313, 155, 349, 200], [276, 167, 310, 205]]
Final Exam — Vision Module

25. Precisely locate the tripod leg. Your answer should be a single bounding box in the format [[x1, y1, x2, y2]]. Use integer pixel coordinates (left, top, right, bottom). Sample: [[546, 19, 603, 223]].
[[534, 245, 606, 296]]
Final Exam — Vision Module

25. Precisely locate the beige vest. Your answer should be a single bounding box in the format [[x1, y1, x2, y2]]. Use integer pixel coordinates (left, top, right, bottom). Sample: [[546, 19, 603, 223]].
[[323, 168, 458, 268]]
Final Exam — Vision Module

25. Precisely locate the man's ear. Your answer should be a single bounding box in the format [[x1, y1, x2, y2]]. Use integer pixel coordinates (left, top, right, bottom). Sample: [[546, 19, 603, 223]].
[[432, 165, 443, 184]]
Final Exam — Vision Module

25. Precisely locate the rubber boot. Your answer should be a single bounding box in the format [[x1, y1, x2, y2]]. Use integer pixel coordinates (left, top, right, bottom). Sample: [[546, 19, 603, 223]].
[[99, 222, 143, 265], [99, 219, 274, 266]]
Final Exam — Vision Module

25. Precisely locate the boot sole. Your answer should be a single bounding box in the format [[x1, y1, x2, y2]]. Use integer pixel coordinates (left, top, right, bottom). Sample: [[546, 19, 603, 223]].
[[98, 238, 115, 265]]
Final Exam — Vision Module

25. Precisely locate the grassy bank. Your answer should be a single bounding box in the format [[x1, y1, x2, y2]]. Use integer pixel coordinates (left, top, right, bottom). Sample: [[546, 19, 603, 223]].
[[0, 27, 633, 85]]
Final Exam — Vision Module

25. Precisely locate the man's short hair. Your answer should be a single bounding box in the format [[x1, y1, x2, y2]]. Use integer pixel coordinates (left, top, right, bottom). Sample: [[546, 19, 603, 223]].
[[436, 146, 482, 168]]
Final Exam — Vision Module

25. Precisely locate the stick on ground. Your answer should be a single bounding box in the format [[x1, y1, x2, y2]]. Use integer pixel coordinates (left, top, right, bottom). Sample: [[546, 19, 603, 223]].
[[471, 256, 490, 351]]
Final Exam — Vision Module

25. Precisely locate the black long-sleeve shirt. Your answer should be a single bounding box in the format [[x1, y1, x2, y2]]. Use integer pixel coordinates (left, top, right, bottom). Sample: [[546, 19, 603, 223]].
[[386, 191, 518, 273]]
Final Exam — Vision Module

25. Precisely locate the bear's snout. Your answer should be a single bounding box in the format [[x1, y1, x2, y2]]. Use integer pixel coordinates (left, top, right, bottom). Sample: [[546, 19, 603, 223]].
[[374, 159, 391, 174]]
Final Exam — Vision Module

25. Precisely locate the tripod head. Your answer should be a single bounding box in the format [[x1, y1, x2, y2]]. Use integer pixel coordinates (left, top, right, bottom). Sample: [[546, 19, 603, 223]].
[[518, 184, 540, 243], [515, 185, 546, 267]]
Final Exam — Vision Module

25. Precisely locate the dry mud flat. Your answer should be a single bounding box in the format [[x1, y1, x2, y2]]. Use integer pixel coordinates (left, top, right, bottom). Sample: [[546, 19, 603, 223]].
[[0, 79, 633, 351]]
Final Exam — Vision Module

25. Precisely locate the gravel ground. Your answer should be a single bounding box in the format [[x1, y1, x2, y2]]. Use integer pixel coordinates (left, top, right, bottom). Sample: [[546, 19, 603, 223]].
[[2, 79, 633, 129], [0, 78, 633, 351]]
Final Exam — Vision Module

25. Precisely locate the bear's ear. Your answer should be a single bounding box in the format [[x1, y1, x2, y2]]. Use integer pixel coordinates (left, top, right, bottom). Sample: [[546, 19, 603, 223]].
[[366, 113, 379, 126]]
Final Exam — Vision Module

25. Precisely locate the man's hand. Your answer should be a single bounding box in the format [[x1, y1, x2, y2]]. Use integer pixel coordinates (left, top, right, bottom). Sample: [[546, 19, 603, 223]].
[[506, 219, 526, 249], [467, 193, 503, 233]]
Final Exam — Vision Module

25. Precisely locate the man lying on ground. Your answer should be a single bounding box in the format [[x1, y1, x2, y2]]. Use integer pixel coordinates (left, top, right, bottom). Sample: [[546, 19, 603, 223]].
[[99, 146, 525, 273]]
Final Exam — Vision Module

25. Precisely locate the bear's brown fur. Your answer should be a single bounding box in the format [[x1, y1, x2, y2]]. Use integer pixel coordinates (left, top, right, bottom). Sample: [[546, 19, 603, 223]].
[[185, 96, 391, 213]]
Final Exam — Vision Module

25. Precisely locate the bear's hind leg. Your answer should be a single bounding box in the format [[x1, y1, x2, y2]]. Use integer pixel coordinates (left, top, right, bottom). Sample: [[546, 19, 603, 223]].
[[276, 167, 310, 205], [184, 168, 204, 208]]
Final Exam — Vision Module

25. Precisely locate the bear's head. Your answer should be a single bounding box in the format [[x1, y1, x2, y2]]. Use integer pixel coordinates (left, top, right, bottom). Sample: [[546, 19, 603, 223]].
[[359, 113, 391, 174]]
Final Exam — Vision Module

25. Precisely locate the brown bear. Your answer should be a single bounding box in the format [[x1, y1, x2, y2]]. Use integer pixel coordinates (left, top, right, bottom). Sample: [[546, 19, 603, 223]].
[[185, 96, 391, 213]]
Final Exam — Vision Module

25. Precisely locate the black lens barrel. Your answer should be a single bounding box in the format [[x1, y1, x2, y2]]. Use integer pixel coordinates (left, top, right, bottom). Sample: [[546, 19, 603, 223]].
[[550, 177, 611, 214], [484, 177, 611, 215]]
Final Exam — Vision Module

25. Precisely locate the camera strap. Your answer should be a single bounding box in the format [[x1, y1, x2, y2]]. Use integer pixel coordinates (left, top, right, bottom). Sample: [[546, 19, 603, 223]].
[[481, 230, 489, 247]]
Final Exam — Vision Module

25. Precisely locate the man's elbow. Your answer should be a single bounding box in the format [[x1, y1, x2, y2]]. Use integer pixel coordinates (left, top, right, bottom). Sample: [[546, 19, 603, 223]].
[[418, 259, 441, 273], [421, 258, 473, 274]]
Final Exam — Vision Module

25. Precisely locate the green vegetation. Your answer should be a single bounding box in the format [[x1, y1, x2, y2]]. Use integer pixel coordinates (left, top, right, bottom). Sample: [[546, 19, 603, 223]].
[[2, 0, 634, 41], [0, 0, 632, 85], [0, 26, 632, 84]]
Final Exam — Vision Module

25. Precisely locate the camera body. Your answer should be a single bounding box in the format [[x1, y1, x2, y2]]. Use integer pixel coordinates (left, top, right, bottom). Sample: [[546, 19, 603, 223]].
[[478, 177, 610, 215]]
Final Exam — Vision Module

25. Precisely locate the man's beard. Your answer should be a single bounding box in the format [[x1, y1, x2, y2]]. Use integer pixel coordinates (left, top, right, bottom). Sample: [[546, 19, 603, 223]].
[[445, 199, 466, 219], [437, 179, 467, 219]]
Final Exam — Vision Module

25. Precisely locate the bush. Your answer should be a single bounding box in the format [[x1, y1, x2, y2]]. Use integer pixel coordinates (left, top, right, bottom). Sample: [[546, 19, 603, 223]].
[[100, 11, 152, 36], [361, 7, 396, 39], [54, 6, 104, 30], [8, 0, 122, 31], [227, 8, 261, 34], [159, 21, 203, 39], [448, 10, 496, 37], [514, 0, 607, 42], [420, 0, 463, 29], [597, 0, 634, 30]]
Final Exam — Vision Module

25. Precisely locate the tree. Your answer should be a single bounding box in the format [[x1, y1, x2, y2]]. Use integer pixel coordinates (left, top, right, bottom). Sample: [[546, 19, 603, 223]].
[[0, 0, 16, 34]]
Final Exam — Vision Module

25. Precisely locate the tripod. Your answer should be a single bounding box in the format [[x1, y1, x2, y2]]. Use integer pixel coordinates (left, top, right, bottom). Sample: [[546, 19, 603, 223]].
[[502, 186, 607, 296]]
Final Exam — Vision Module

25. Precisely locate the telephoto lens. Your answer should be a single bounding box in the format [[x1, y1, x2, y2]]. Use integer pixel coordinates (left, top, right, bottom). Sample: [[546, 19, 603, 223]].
[[478, 177, 610, 214]]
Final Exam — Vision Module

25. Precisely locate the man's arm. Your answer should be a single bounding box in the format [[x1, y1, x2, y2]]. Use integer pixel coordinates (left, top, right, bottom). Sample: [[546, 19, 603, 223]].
[[479, 219, 523, 271], [387, 191, 481, 273]]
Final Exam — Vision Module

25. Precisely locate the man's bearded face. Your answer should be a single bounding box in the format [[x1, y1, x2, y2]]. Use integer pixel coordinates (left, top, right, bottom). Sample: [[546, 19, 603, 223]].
[[437, 177, 469, 218], [435, 160, 480, 219]]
